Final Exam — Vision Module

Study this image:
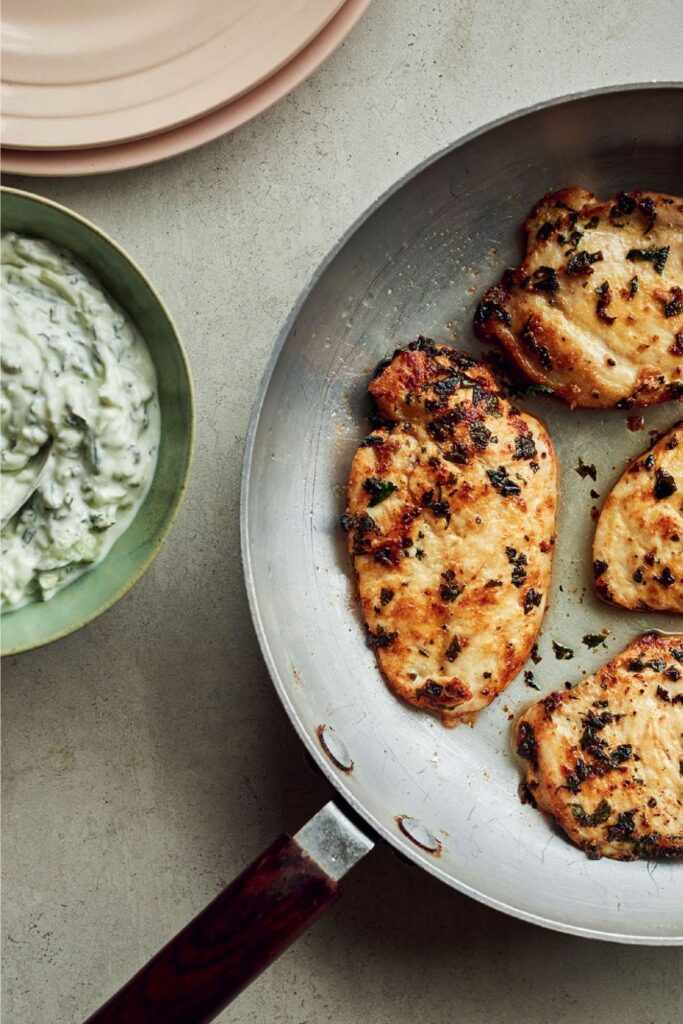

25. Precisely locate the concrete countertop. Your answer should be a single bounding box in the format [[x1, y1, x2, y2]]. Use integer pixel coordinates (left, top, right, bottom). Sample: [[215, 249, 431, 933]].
[[4, 1, 682, 1021]]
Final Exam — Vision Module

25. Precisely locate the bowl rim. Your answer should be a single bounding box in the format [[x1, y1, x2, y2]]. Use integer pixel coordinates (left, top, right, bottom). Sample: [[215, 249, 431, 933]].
[[1, 185, 196, 656]]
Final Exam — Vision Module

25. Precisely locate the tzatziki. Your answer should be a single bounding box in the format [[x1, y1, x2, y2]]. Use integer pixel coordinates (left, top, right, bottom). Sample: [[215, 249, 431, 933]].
[[1, 232, 160, 610]]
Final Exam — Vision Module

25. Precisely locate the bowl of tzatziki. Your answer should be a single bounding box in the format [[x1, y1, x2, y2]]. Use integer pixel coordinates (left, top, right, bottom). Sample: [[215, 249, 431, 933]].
[[1, 187, 194, 654]]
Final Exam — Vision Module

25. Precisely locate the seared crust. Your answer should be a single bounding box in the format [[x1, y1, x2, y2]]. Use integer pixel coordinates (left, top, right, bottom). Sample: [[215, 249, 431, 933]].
[[474, 188, 683, 408], [516, 633, 683, 861], [344, 338, 557, 725], [593, 422, 683, 612]]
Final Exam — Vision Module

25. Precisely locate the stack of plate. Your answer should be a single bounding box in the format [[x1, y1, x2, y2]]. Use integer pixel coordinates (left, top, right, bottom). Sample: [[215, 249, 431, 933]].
[[1, 0, 370, 176]]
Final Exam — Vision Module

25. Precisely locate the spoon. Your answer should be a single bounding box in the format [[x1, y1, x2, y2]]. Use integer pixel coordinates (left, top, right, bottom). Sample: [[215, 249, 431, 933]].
[[1, 443, 52, 527]]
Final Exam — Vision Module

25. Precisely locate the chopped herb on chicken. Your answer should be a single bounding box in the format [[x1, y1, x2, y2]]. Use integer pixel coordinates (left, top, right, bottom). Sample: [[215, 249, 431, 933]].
[[626, 245, 670, 273], [362, 477, 397, 507]]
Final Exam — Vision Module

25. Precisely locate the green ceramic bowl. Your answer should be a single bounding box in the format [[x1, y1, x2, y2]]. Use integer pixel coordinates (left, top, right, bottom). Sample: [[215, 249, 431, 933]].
[[1, 187, 194, 655]]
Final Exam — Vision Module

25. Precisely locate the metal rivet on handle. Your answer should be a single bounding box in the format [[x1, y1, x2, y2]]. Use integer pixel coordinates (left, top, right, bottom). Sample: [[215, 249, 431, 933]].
[[316, 725, 354, 772], [396, 815, 442, 854]]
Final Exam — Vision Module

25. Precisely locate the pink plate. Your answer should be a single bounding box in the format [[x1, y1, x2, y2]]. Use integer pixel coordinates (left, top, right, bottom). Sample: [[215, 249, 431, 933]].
[[2, 0, 370, 176], [2, 0, 344, 149]]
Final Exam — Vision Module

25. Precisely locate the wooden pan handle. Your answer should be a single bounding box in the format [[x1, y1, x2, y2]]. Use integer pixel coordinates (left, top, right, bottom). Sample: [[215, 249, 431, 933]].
[[83, 803, 373, 1024]]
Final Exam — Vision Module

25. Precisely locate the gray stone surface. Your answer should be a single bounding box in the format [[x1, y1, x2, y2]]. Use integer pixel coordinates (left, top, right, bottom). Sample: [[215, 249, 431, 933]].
[[3, 1, 682, 1021]]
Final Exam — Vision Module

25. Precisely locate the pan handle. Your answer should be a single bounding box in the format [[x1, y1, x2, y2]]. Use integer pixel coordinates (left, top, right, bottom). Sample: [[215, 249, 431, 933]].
[[83, 802, 374, 1024]]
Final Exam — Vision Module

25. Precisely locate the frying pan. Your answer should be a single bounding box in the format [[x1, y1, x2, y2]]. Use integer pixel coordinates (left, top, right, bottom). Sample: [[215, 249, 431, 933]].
[[85, 83, 683, 1024]]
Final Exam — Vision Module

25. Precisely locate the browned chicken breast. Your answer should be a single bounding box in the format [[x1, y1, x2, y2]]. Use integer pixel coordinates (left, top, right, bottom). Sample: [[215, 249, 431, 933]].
[[516, 633, 683, 861], [343, 338, 557, 725], [474, 187, 683, 408], [593, 422, 683, 612]]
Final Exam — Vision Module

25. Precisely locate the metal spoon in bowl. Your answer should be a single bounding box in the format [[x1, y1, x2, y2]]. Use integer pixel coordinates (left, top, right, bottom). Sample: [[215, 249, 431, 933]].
[[1, 443, 52, 527]]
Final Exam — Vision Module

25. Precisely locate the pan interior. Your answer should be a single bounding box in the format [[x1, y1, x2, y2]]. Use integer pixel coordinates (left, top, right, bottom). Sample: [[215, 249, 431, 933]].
[[243, 86, 683, 942]]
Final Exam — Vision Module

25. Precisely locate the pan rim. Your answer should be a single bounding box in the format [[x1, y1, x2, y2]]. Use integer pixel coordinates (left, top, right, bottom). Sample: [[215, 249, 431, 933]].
[[241, 80, 683, 946]]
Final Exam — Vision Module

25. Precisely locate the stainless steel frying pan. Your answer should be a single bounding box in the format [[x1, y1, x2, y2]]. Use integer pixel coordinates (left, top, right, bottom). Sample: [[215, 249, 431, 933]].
[[86, 83, 683, 1024]]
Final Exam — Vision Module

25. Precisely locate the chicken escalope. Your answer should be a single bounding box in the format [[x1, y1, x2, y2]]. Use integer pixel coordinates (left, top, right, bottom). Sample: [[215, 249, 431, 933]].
[[593, 421, 683, 613], [474, 187, 683, 408], [516, 633, 683, 861], [343, 338, 557, 725]]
